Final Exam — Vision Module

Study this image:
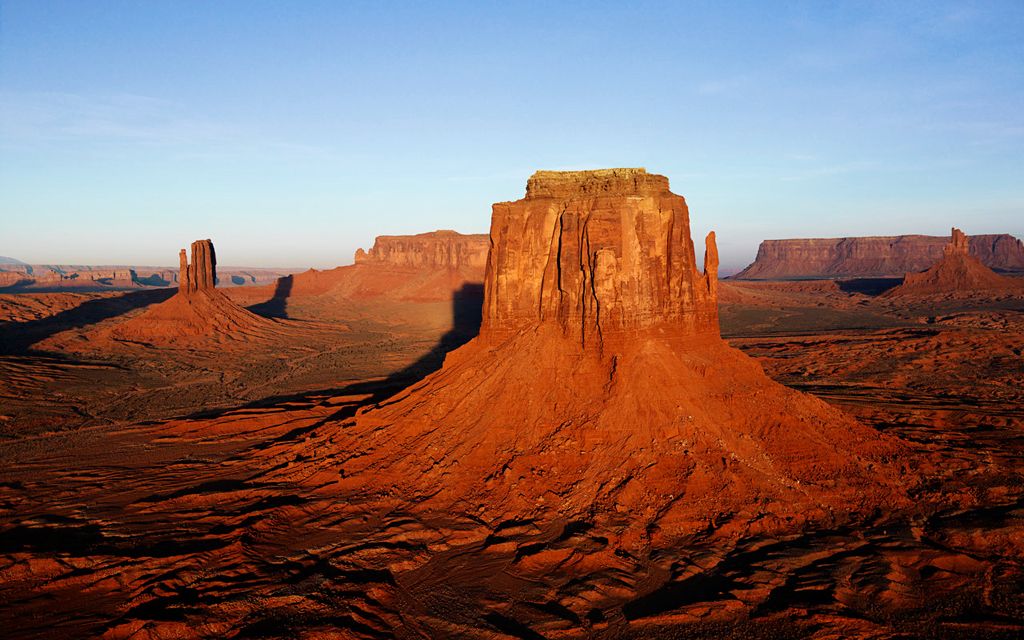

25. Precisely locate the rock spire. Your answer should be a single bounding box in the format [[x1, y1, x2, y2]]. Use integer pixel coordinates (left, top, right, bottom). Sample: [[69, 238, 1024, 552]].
[[886, 227, 1023, 296], [179, 239, 217, 295]]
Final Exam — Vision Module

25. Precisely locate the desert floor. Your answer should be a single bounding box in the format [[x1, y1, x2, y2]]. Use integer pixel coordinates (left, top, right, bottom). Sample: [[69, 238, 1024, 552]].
[[1, 279, 1021, 639]]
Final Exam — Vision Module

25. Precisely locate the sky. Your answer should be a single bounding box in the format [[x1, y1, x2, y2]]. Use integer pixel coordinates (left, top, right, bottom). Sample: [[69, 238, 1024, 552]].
[[1, 1, 1022, 273]]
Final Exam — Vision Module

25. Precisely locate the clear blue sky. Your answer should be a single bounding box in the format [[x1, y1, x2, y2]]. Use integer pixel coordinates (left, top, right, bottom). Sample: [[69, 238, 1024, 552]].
[[2, 1, 1022, 272]]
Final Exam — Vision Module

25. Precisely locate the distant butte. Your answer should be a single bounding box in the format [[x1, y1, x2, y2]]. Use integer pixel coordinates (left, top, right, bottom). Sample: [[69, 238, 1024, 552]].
[[885, 228, 1024, 297], [108, 239, 274, 343], [734, 232, 1024, 279], [331, 169, 908, 538]]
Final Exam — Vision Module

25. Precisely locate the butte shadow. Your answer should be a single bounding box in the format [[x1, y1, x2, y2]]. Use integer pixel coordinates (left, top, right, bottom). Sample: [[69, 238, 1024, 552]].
[[0, 288, 176, 355]]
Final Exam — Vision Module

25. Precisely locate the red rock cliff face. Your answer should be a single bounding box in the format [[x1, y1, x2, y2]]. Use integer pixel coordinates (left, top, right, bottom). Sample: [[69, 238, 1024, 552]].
[[354, 230, 488, 270], [735, 233, 1024, 279], [336, 169, 905, 537], [483, 169, 718, 343]]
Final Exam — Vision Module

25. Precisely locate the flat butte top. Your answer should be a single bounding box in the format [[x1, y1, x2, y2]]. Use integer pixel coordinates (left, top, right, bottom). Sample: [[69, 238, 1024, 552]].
[[524, 168, 672, 199]]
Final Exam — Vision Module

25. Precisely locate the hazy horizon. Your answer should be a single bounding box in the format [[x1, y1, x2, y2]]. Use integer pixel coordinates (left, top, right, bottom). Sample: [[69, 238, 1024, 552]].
[[2, 1, 1022, 272]]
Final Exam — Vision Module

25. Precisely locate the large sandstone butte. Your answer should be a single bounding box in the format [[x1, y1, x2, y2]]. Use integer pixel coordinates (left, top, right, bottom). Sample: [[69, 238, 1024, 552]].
[[108, 239, 274, 342], [885, 228, 1024, 297], [331, 169, 907, 539], [735, 232, 1024, 279]]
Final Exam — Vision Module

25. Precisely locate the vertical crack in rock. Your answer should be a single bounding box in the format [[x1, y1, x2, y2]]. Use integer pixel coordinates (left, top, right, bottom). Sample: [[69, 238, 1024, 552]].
[[179, 239, 217, 296], [480, 168, 719, 343], [341, 168, 908, 535]]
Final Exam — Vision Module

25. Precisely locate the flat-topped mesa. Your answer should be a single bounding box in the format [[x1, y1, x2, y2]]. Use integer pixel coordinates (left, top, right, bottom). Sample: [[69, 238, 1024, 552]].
[[483, 169, 718, 344], [735, 232, 1024, 279], [353, 230, 489, 270], [178, 239, 217, 295]]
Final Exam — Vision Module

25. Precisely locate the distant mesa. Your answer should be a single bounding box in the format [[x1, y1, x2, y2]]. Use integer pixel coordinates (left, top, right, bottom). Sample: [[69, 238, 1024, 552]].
[[0, 255, 26, 265], [354, 229, 488, 270], [735, 232, 1024, 280], [238, 230, 489, 308], [0, 243, 296, 292], [885, 228, 1024, 297], [333, 169, 908, 537]]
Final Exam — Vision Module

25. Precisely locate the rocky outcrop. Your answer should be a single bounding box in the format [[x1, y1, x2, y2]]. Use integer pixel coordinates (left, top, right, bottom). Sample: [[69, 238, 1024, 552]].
[[110, 240, 274, 343], [354, 230, 488, 270], [885, 228, 1024, 297], [483, 168, 718, 344], [179, 239, 217, 294], [234, 231, 490, 307], [334, 169, 907, 539], [735, 233, 1024, 279]]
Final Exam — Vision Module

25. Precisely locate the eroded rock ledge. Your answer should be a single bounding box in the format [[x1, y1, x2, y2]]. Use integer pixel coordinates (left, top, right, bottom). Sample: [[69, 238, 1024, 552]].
[[484, 169, 718, 343]]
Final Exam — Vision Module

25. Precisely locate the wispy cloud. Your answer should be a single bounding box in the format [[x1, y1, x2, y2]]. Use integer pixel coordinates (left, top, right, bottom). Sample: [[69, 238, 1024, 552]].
[[0, 91, 338, 161], [0, 91, 234, 145], [780, 160, 879, 182], [695, 76, 748, 96]]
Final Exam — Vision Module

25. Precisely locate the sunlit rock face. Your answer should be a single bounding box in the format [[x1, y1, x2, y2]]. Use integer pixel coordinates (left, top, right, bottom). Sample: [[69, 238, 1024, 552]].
[[735, 232, 1024, 279], [179, 239, 217, 295], [886, 227, 1024, 297], [338, 169, 907, 538], [483, 169, 718, 345], [354, 230, 489, 270]]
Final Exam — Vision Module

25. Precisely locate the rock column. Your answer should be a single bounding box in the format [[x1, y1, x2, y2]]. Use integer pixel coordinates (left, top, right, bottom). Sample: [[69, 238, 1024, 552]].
[[178, 239, 217, 295], [946, 227, 969, 256]]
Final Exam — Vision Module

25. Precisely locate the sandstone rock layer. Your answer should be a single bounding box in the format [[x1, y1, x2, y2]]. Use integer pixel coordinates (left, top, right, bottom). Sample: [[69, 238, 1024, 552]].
[[231, 231, 488, 309], [735, 233, 1024, 279], [110, 240, 274, 343], [885, 228, 1024, 297], [354, 230, 488, 270], [332, 170, 907, 537], [179, 239, 217, 294], [484, 169, 718, 344]]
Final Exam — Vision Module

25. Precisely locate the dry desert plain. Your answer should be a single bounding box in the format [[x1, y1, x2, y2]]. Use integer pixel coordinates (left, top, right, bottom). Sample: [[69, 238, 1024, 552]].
[[1, 170, 1023, 639]]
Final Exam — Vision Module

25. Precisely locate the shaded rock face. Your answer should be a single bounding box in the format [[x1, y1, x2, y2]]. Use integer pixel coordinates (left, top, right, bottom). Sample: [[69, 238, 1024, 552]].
[[354, 230, 488, 270], [483, 169, 718, 344], [238, 230, 489, 305], [735, 233, 1024, 279], [179, 239, 217, 295], [886, 228, 1023, 297]]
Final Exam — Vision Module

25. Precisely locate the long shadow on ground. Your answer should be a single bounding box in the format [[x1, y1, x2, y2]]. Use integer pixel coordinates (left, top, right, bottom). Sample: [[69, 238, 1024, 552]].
[[837, 277, 903, 295], [181, 282, 485, 423], [0, 288, 176, 354], [248, 276, 293, 319]]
